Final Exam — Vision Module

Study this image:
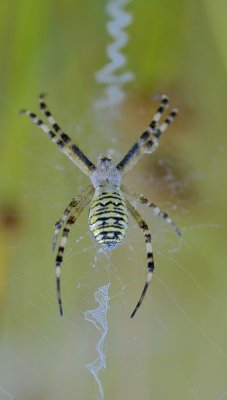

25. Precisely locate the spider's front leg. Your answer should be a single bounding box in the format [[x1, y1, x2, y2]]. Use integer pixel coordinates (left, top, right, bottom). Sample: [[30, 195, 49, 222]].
[[20, 94, 96, 177], [116, 95, 178, 176]]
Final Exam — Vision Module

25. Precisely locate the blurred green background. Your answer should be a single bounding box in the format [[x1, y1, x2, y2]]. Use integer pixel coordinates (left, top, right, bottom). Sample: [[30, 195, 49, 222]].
[[0, 1, 227, 399]]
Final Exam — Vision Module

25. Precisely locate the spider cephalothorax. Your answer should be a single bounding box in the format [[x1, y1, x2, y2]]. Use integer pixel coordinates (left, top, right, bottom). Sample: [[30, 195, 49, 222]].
[[91, 155, 121, 187], [21, 93, 181, 318]]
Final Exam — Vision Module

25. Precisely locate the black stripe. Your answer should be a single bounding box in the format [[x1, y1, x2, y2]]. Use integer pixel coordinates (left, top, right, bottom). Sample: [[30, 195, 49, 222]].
[[71, 144, 96, 170], [40, 102, 45, 109], [92, 209, 126, 217], [162, 97, 168, 105], [95, 231, 122, 239], [148, 262, 154, 271], [56, 255, 62, 264], [170, 110, 177, 117], [49, 131, 55, 139], [53, 123, 60, 132], [94, 200, 125, 208], [140, 131, 150, 141], [94, 227, 123, 234], [61, 133, 71, 143], [97, 194, 121, 201], [145, 233, 151, 241], [147, 252, 153, 259], [56, 139, 64, 148], [58, 246, 64, 253], [140, 221, 148, 230], [149, 121, 156, 129], [68, 216, 76, 224], [117, 143, 139, 170], [92, 215, 126, 221], [157, 105, 164, 114], [91, 216, 127, 225]]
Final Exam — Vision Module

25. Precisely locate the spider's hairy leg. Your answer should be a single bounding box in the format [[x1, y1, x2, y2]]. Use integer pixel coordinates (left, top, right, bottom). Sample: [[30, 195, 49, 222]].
[[52, 199, 77, 252], [135, 108, 179, 158], [122, 185, 182, 237], [20, 109, 61, 144], [52, 185, 94, 252], [20, 100, 96, 177], [55, 214, 77, 317], [116, 95, 177, 175], [125, 199, 155, 318], [39, 93, 62, 133], [153, 108, 179, 140], [150, 93, 169, 125], [55, 189, 93, 316], [139, 193, 181, 236]]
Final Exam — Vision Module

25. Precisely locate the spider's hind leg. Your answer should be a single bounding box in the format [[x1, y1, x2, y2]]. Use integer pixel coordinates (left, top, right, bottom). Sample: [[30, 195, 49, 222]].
[[55, 213, 77, 316], [125, 199, 155, 318], [52, 198, 78, 252], [52, 186, 94, 252], [54, 186, 94, 316]]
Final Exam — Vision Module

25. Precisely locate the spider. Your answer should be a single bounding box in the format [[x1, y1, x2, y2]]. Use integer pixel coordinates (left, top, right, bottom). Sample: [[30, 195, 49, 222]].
[[20, 93, 181, 318]]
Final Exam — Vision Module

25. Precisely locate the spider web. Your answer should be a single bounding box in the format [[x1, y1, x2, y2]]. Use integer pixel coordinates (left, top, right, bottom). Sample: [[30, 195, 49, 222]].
[[1, 121, 227, 400], [1, 2, 227, 400]]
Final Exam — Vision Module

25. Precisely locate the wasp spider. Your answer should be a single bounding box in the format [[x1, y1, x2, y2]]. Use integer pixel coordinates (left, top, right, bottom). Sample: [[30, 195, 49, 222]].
[[20, 93, 181, 318]]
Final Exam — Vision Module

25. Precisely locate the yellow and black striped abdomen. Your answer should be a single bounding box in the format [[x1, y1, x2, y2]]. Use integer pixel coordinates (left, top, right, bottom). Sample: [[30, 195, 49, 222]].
[[88, 184, 128, 250]]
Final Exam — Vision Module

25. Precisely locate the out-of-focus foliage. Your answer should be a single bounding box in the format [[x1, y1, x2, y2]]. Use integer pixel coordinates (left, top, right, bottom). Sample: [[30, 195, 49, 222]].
[[0, 1, 226, 400]]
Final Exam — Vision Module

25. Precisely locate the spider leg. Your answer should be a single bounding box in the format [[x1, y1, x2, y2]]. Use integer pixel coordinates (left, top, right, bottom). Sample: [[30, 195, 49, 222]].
[[55, 213, 77, 317], [39, 93, 63, 133], [52, 199, 77, 252], [149, 93, 170, 124], [142, 108, 178, 156], [20, 99, 96, 177], [55, 188, 94, 316], [52, 185, 94, 251], [122, 185, 181, 237], [38, 93, 72, 138], [153, 108, 178, 140], [116, 95, 178, 175], [125, 199, 155, 318]]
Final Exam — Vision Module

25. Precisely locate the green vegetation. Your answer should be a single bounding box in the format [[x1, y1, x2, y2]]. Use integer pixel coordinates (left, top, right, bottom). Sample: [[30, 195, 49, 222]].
[[0, 1, 226, 399]]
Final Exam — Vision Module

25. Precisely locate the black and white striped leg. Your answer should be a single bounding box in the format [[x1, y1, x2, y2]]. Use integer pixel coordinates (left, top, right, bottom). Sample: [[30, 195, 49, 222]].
[[52, 199, 77, 252], [55, 214, 77, 316], [52, 185, 94, 252], [116, 95, 177, 175], [39, 93, 63, 133], [143, 108, 179, 154], [20, 107, 96, 176], [122, 186, 181, 237], [139, 194, 181, 237], [153, 108, 179, 139], [54, 189, 93, 316], [20, 109, 61, 144], [148, 94, 169, 126], [125, 199, 155, 318]]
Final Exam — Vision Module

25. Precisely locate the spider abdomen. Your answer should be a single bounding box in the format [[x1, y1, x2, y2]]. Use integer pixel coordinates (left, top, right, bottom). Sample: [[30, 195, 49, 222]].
[[89, 184, 128, 250]]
